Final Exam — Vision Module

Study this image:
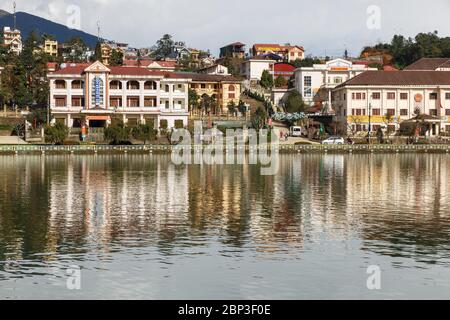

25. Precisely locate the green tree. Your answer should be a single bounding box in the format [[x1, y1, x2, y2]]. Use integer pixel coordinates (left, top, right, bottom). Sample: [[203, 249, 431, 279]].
[[109, 49, 123, 66], [188, 88, 199, 114], [260, 69, 274, 89], [227, 100, 237, 117], [251, 107, 267, 130], [104, 121, 131, 145], [131, 123, 157, 144], [66, 37, 88, 62], [153, 34, 174, 59], [285, 90, 306, 113], [93, 42, 102, 62], [274, 75, 288, 87], [44, 122, 69, 145]]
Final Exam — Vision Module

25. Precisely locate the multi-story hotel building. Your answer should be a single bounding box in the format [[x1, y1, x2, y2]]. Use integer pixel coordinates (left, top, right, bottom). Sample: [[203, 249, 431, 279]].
[[48, 61, 190, 129], [332, 71, 450, 136], [188, 73, 242, 113], [295, 58, 376, 108], [43, 40, 58, 57], [2, 26, 22, 54]]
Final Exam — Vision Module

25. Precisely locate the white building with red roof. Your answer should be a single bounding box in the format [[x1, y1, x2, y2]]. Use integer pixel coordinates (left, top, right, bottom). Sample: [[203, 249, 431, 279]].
[[48, 61, 189, 130]]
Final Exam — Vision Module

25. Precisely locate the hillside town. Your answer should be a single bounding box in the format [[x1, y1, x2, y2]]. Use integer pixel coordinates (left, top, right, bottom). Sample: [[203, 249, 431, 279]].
[[1, 9, 450, 146]]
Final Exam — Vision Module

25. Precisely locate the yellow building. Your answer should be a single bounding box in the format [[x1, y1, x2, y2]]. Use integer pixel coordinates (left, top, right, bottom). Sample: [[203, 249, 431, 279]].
[[189, 74, 242, 114], [44, 40, 58, 57], [101, 43, 112, 65]]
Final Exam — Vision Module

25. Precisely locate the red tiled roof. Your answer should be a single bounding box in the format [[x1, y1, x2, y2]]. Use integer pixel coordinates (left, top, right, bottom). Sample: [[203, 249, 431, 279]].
[[123, 59, 177, 68], [404, 58, 450, 71], [336, 71, 450, 88]]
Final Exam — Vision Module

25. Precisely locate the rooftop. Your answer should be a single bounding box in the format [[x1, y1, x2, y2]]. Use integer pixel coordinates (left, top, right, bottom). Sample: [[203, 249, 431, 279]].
[[336, 70, 450, 88], [404, 58, 450, 71]]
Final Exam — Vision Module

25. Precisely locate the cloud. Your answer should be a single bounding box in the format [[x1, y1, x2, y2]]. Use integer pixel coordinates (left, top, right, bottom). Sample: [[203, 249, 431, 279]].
[[1, 0, 449, 57]]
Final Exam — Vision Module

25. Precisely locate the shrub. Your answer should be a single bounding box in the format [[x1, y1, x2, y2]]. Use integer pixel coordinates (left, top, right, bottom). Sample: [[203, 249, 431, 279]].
[[104, 121, 131, 145], [44, 122, 69, 145]]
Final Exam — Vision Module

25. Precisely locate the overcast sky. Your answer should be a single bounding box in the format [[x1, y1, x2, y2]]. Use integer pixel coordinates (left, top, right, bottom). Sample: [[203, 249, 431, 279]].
[[1, 0, 450, 57]]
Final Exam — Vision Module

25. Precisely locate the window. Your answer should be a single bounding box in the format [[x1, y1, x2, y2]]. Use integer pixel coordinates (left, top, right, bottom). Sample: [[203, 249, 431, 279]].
[[110, 97, 122, 107], [229, 85, 235, 92], [71, 97, 83, 107], [352, 93, 366, 100], [144, 97, 156, 107], [400, 93, 408, 100], [446, 93, 450, 100], [387, 92, 395, 100], [201, 84, 206, 89], [372, 92, 381, 100], [372, 108, 381, 116], [144, 81, 157, 90], [400, 109, 408, 116], [387, 109, 395, 116], [446, 109, 450, 116], [55, 80, 66, 89], [54, 96, 66, 107], [446, 125, 450, 132], [127, 81, 140, 90], [429, 109, 438, 116], [110, 81, 122, 90], [429, 93, 438, 100], [71, 80, 83, 89], [127, 97, 139, 107], [334, 77, 343, 84], [303, 76, 312, 97], [177, 84, 184, 91]]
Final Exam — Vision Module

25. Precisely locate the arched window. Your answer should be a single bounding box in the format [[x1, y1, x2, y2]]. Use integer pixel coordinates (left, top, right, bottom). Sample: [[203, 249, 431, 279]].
[[110, 80, 122, 90], [71, 80, 83, 89], [55, 80, 66, 89], [228, 84, 235, 92], [127, 81, 140, 90], [144, 81, 157, 90]]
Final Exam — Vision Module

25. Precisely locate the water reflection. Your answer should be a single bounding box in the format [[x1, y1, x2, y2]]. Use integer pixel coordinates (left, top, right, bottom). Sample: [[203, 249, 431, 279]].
[[1, 154, 450, 298]]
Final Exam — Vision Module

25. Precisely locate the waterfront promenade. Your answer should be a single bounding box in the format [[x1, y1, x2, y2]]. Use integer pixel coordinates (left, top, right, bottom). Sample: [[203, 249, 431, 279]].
[[1, 144, 450, 155]]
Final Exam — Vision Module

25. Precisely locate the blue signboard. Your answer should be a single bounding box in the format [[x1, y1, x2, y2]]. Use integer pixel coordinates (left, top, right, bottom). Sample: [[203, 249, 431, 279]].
[[94, 77, 101, 106]]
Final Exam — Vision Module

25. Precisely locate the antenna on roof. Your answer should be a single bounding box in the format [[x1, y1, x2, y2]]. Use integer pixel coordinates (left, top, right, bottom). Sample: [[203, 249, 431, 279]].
[[13, 1, 17, 30], [97, 20, 101, 43]]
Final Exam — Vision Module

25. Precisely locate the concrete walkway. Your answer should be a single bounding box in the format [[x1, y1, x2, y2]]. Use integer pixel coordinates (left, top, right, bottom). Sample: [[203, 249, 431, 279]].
[[0, 136, 28, 145], [279, 137, 320, 145]]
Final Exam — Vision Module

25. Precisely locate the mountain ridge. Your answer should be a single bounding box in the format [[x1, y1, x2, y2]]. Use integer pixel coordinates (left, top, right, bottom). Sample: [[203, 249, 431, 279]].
[[0, 10, 99, 48]]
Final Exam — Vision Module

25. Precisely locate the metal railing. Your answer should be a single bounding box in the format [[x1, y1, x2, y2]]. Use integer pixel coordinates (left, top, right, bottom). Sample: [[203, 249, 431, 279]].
[[0, 144, 450, 154]]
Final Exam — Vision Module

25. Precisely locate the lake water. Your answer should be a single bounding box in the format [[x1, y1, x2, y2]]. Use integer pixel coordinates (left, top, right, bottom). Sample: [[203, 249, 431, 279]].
[[0, 154, 449, 299]]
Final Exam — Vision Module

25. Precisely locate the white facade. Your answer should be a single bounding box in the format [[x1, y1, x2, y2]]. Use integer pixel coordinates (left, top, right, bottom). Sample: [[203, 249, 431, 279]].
[[198, 64, 229, 75], [241, 58, 276, 81], [333, 82, 450, 135], [294, 58, 376, 107], [271, 88, 290, 107], [48, 61, 189, 130], [2, 27, 22, 54]]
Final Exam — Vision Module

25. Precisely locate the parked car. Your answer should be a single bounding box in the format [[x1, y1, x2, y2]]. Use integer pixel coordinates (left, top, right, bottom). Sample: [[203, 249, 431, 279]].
[[290, 126, 303, 137], [321, 136, 345, 145]]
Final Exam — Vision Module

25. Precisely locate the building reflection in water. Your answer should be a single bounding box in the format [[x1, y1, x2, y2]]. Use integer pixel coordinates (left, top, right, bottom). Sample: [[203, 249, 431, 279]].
[[0, 154, 450, 266]]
